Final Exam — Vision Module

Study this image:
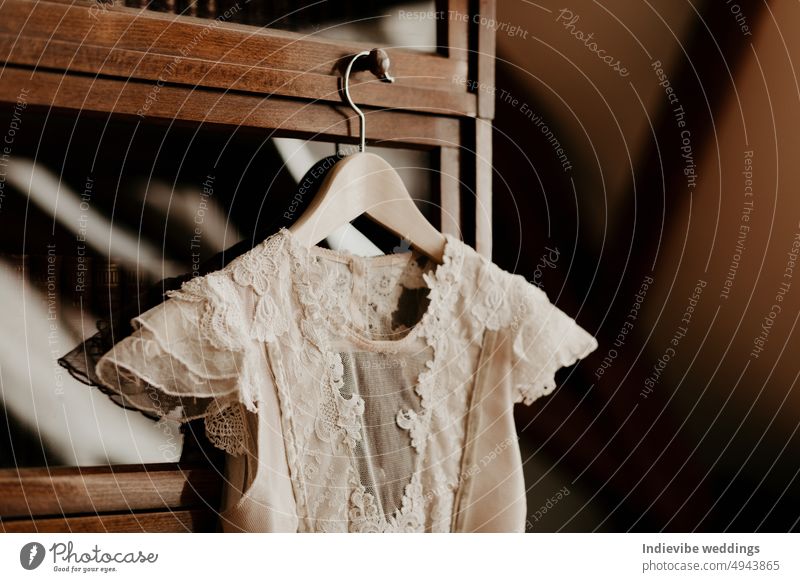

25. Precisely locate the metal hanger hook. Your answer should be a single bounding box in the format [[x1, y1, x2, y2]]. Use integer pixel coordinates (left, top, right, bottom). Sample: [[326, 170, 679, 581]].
[[343, 48, 395, 153]]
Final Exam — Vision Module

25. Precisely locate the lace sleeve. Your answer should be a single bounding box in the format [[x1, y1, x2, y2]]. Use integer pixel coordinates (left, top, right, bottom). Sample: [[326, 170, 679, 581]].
[[508, 277, 598, 405], [95, 271, 258, 455]]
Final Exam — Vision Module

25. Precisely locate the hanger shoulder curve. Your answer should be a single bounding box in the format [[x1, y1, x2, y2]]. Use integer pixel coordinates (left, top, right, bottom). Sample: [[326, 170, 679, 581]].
[[289, 152, 447, 263]]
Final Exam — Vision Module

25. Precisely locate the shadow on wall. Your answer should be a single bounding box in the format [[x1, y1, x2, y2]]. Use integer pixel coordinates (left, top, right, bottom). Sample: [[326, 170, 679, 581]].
[[492, 0, 800, 531]]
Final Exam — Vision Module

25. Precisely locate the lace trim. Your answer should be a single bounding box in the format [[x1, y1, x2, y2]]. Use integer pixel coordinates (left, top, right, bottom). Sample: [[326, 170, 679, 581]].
[[166, 273, 248, 353], [93, 268, 262, 456], [251, 293, 289, 343], [396, 408, 428, 453], [470, 261, 507, 331], [205, 402, 248, 456], [278, 228, 469, 532], [283, 227, 465, 351], [284, 233, 343, 351], [228, 233, 285, 296], [95, 356, 196, 422], [315, 352, 364, 451], [417, 233, 465, 342], [512, 321, 598, 405], [362, 255, 427, 337], [161, 233, 290, 453], [349, 473, 425, 533], [508, 277, 598, 405], [268, 354, 311, 529]]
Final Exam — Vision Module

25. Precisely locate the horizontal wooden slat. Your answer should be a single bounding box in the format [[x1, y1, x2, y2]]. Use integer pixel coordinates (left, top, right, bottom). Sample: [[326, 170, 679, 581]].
[[0, 66, 461, 148], [0, 0, 475, 117], [1, 509, 216, 532], [0, 36, 473, 118], [0, 464, 221, 519]]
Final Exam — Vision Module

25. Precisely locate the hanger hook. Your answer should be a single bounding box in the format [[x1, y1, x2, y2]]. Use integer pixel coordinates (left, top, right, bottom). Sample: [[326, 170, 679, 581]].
[[343, 48, 395, 153]]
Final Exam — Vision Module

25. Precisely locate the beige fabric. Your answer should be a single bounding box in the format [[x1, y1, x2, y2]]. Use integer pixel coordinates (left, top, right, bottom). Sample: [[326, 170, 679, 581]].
[[95, 228, 597, 532]]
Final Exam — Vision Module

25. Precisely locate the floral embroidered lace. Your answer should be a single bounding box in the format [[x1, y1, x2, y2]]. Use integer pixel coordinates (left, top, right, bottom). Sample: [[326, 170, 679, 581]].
[[95, 228, 597, 532]]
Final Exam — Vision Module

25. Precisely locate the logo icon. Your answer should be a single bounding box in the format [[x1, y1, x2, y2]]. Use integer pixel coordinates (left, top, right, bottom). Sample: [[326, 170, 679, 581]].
[[20, 542, 46, 570]]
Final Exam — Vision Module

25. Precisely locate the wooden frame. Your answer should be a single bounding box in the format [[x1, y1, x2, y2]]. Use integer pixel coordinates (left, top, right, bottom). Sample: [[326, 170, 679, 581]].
[[0, 0, 474, 114], [0, 464, 222, 532], [0, 0, 496, 532]]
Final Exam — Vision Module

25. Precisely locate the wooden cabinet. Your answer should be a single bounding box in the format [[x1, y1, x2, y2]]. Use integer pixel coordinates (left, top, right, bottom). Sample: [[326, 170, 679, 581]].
[[0, 0, 495, 531]]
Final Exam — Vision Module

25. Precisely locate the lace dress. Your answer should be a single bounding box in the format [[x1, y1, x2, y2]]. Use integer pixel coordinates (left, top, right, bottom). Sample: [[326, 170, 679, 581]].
[[95, 228, 597, 532]]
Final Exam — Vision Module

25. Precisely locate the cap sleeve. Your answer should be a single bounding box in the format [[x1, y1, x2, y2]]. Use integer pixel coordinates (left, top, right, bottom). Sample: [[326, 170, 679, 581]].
[[95, 271, 258, 455], [508, 276, 598, 405]]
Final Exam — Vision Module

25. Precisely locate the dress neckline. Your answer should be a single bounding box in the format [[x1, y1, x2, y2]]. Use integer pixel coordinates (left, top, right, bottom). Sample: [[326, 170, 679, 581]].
[[278, 227, 464, 352]]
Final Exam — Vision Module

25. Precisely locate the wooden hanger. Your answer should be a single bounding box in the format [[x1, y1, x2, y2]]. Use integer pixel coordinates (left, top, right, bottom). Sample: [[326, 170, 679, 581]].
[[289, 49, 447, 263]]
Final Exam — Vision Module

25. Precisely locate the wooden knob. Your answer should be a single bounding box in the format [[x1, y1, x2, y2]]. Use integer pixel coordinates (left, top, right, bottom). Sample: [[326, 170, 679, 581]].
[[368, 48, 394, 83]]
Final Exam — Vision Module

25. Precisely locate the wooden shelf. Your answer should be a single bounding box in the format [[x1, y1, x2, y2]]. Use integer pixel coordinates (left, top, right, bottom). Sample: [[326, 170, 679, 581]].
[[0, 65, 461, 148], [0, 0, 476, 117], [2, 509, 215, 533], [0, 464, 222, 532], [0, 463, 222, 517]]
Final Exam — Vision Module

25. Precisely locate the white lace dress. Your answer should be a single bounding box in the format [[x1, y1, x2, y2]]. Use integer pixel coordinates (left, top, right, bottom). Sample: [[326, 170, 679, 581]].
[[95, 228, 597, 532]]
